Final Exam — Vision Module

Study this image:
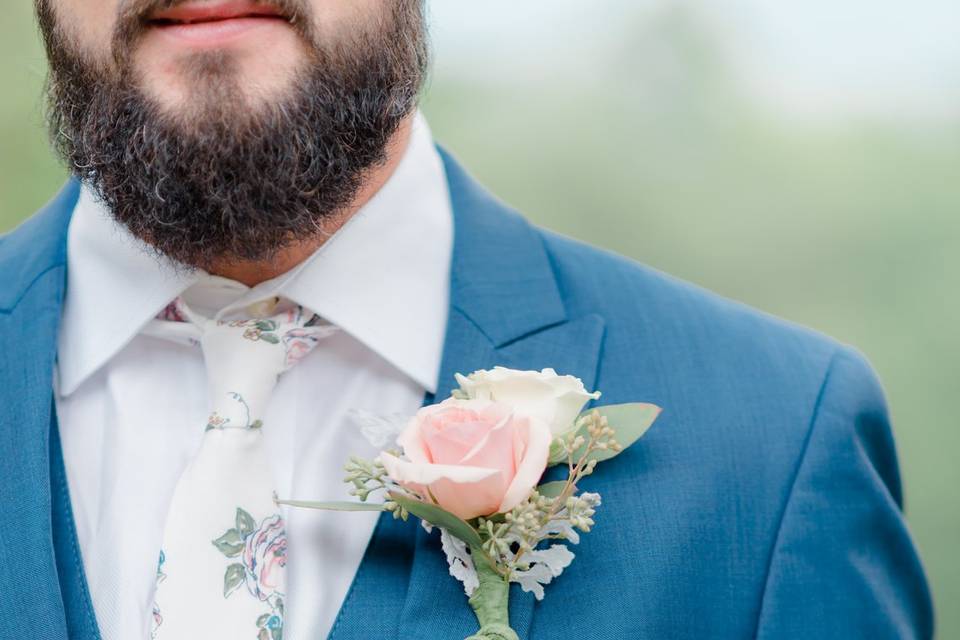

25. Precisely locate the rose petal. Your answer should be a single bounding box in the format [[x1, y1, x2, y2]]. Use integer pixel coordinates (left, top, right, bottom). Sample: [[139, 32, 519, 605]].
[[379, 451, 500, 485], [497, 417, 552, 513], [397, 413, 433, 464], [422, 417, 495, 464], [428, 475, 507, 520], [459, 414, 518, 481], [552, 387, 601, 435], [455, 367, 600, 434], [380, 452, 507, 520]]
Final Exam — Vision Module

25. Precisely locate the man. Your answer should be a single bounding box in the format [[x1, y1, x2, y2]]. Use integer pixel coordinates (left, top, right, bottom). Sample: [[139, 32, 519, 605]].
[[0, 0, 934, 638]]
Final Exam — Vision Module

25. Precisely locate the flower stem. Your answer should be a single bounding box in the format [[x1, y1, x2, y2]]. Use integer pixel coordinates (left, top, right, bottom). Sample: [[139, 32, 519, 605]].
[[465, 547, 519, 640]]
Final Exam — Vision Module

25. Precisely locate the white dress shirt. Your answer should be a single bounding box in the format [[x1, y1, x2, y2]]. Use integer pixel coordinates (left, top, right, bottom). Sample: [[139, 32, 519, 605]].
[[55, 114, 452, 640]]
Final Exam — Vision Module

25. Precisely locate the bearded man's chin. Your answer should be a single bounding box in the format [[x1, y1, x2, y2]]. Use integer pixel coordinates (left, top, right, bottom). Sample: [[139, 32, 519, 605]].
[[40, 0, 427, 269]]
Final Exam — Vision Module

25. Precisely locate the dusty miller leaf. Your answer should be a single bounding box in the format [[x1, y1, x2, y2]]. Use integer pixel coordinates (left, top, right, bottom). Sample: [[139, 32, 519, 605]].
[[537, 515, 581, 545], [347, 409, 409, 448], [438, 528, 479, 596], [579, 492, 602, 508], [511, 544, 575, 600]]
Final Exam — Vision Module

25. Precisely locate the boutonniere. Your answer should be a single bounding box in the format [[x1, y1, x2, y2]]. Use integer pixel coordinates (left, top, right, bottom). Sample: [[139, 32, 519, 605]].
[[283, 367, 661, 640]]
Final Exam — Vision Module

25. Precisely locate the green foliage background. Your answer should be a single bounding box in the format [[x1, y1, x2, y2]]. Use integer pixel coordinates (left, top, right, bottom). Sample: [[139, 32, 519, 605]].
[[2, 4, 957, 635]]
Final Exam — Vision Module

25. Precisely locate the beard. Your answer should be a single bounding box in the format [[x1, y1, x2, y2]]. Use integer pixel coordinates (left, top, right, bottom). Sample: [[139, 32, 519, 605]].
[[36, 0, 428, 270]]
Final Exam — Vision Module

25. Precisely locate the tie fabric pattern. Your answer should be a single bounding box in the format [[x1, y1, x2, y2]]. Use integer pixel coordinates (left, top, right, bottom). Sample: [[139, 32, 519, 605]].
[[146, 298, 336, 640]]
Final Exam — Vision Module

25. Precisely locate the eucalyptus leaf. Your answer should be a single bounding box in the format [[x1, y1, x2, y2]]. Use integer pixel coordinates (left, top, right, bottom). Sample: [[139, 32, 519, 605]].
[[223, 563, 246, 598], [277, 499, 386, 512], [235, 508, 256, 536], [260, 333, 280, 344], [572, 403, 661, 463], [536, 481, 570, 499], [389, 492, 483, 549], [212, 528, 244, 558]]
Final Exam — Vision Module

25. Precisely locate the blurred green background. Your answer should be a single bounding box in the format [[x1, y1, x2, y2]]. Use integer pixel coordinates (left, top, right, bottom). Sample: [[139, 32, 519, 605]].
[[3, 1, 958, 634]]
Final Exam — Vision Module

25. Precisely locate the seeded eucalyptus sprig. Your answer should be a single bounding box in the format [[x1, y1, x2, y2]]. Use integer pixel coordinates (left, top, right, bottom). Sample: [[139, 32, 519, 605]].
[[475, 409, 620, 583], [343, 454, 390, 502], [339, 453, 416, 520]]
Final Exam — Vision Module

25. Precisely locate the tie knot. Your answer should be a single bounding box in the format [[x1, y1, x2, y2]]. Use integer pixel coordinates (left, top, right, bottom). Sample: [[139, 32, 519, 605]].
[[152, 297, 337, 430], [201, 307, 333, 371]]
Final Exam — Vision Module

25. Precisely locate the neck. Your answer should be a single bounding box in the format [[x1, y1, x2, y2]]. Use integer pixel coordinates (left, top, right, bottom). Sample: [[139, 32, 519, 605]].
[[207, 115, 415, 287]]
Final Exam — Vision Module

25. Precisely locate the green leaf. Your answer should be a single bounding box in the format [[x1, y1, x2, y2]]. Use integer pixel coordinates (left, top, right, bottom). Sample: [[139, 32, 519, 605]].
[[211, 528, 244, 558], [277, 499, 386, 512], [572, 403, 661, 463], [388, 492, 483, 548], [536, 480, 570, 499], [256, 320, 278, 332], [256, 614, 271, 628], [235, 508, 256, 536], [260, 333, 280, 344], [223, 563, 246, 597]]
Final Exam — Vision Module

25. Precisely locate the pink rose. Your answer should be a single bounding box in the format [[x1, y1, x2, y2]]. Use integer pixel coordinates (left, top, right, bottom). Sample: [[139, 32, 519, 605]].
[[380, 398, 552, 520], [242, 514, 287, 601]]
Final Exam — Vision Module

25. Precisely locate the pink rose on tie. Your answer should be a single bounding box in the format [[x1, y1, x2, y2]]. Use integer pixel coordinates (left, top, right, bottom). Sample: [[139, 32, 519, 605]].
[[242, 514, 287, 601], [380, 398, 552, 520]]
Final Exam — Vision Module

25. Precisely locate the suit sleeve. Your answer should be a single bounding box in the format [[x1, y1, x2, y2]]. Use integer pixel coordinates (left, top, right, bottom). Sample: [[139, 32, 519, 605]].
[[755, 347, 934, 639]]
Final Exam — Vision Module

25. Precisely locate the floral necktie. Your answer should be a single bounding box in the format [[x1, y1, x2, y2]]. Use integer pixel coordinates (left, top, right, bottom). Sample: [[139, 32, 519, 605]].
[[146, 298, 336, 640]]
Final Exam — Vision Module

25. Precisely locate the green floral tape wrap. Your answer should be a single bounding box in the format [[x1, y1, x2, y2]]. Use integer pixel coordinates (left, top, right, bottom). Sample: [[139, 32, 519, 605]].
[[465, 548, 519, 640]]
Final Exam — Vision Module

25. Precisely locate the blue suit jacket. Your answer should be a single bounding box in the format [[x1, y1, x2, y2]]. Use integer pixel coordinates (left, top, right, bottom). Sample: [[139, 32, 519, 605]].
[[0, 150, 933, 639]]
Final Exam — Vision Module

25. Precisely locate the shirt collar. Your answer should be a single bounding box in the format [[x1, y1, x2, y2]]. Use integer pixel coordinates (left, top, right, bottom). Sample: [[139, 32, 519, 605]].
[[57, 112, 452, 396]]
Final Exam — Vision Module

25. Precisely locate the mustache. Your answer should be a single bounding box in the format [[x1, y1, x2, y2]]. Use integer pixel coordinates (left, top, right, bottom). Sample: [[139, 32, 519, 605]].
[[112, 0, 314, 63]]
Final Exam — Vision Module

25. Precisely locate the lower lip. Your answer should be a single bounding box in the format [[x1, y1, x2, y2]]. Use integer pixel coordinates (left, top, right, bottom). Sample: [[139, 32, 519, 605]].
[[151, 16, 290, 48]]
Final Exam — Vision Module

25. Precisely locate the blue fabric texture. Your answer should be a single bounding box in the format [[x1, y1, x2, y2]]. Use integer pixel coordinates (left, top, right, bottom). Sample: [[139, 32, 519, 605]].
[[0, 151, 932, 639]]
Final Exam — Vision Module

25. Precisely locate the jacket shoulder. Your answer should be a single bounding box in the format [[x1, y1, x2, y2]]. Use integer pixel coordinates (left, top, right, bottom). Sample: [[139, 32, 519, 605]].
[[535, 225, 870, 476], [538, 227, 845, 386]]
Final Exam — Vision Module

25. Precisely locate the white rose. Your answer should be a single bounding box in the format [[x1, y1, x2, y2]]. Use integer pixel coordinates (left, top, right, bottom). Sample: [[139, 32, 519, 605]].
[[454, 367, 600, 436]]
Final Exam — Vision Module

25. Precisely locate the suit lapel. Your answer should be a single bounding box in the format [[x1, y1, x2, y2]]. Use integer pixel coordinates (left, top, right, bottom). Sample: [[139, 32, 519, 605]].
[[330, 150, 606, 640], [50, 407, 103, 639], [0, 182, 81, 638]]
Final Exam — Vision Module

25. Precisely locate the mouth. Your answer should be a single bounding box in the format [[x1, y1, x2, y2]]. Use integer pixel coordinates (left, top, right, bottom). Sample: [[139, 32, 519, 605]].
[[147, 0, 293, 46]]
